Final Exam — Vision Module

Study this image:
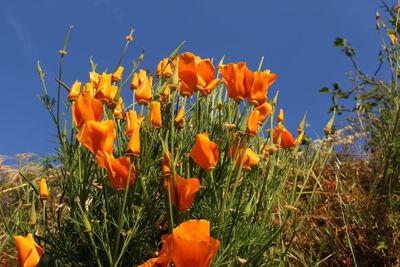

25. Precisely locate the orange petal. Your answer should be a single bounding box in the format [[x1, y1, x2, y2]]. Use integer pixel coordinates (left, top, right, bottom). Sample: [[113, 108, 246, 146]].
[[112, 66, 124, 82], [255, 102, 272, 124], [178, 52, 198, 97], [39, 178, 49, 199], [246, 110, 260, 136], [150, 101, 162, 128], [76, 120, 115, 154], [68, 80, 81, 102], [189, 133, 219, 170], [72, 93, 103, 129]]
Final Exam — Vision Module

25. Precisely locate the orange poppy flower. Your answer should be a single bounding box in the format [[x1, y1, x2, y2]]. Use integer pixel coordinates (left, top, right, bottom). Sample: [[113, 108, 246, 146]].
[[162, 150, 172, 177], [126, 122, 141, 157], [196, 59, 220, 96], [130, 69, 147, 90], [189, 133, 219, 171], [273, 123, 296, 149], [157, 58, 173, 77], [178, 52, 198, 97], [138, 256, 170, 267], [112, 66, 124, 82], [96, 151, 135, 190], [255, 102, 272, 124], [112, 97, 124, 119], [95, 73, 118, 104], [247, 70, 276, 107], [72, 92, 103, 129], [39, 178, 49, 199], [219, 62, 253, 103], [135, 76, 153, 105], [68, 80, 82, 102], [150, 101, 162, 128], [83, 82, 95, 97], [76, 120, 115, 154], [165, 174, 201, 212], [246, 110, 260, 136], [14, 233, 44, 267], [89, 71, 100, 86], [125, 110, 144, 136], [164, 220, 220, 266], [174, 105, 185, 128], [229, 144, 260, 170]]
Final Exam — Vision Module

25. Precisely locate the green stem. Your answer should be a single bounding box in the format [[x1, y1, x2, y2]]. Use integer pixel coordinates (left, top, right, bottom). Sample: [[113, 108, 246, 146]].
[[112, 160, 134, 265]]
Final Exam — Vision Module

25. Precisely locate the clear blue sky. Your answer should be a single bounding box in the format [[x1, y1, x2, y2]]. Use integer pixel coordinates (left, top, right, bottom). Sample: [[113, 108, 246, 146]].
[[0, 0, 390, 157]]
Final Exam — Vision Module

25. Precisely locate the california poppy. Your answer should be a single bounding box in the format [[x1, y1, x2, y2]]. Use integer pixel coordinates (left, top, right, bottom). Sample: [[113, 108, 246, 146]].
[[76, 120, 115, 155], [130, 69, 147, 90], [96, 151, 135, 190], [246, 110, 260, 136], [83, 82, 95, 97], [174, 105, 185, 128], [156, 58, 173, 77], [178, 52, 198, 97], [277, 109, 284, 123], [164, 220, 220, 267], [89, 71, 100, 86], [95, 73, 118, 105], [14, 233, 44, 267], [229, 144, 260, 170], [72, 92, 103, 129], [68, 80, 82, 102], [138, 220, 219, 267], [135, 76, 153, 105], [125, 110, 143, 136], [113, 97, 124, 119], [126, 122, 141, 157], [196, 59, 219, 96], [165, 174, 201, 212], [189, 133, 219, 171], [219, 62, 253, 102], [273, 123, 296, 149], [255, 102, 272, 124], [39, 178, 49, 200], [112, 66, 124, 82], [149, 101, 162, 128], [247, 70, 276, 107], [162, 150, 172, 177]]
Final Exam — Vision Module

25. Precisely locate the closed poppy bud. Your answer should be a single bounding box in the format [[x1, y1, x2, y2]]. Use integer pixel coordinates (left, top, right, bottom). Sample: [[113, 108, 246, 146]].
[[255, 102, 272, 124], [246, 110, 260, 136], [112, 66, 124, 82], [150, 101, 162, 128], [162, 150, 172, 177], [130, 69, 147, 90], [126, 124, 141, 157], [174, 105, 185, 128], [161, 220, 220, 267], [72, 92, 103, 129], [277, 109, 284, 123], [89, 71, 100, 86], [14, 234, 44, 267], [273, 123, 296, 149], [190, 133, 219, 171], [39, 178, 49, 200], [247, 70, 276, 107], [296, 131, 305, 145], [76, 120, 115, 154], [135, 76, 153, 105], [68, 80, 82, 102], [125, 110, 138, 136], [178, 52, 198, 97], [166, 175, 201, 212], [96, 151, 135, 190], [157, 58, 173, 77]]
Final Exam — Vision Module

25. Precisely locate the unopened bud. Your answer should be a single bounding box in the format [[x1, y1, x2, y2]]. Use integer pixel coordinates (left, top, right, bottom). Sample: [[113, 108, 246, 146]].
[[324, 110, 336, 134], [297, 112, 307, 133], [169, 41, 186, 60], [170, 58, 180, 90], [138, 50, 145, 62], [82, 213, 92, 232]]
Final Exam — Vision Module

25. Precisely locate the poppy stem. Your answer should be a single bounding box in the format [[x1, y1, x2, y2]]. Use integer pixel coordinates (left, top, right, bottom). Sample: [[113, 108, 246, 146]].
[[112, 160, 134, 264]]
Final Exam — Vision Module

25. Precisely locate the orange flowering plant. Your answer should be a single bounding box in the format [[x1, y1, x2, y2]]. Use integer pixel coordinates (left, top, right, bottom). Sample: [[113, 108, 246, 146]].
[[9, 27, 333, 267]]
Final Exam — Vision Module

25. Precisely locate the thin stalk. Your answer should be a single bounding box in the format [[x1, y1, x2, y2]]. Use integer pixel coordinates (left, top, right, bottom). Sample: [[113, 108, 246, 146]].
[[112, 160, 134, 264]]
